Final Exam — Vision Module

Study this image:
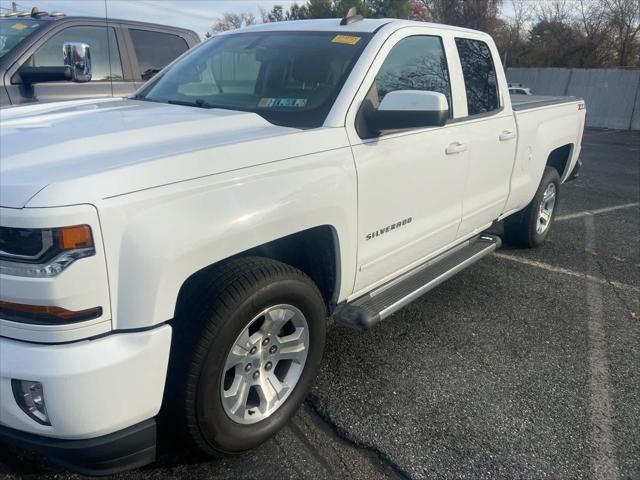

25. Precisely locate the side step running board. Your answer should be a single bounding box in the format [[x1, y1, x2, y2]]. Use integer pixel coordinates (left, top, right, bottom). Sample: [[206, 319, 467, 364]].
[[334, 234, 501, 330]]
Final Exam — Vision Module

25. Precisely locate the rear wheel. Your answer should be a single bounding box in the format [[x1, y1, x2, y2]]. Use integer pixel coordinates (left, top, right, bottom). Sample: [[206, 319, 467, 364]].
[[169, 257, 326, 456], [504, 166, 560, 248]]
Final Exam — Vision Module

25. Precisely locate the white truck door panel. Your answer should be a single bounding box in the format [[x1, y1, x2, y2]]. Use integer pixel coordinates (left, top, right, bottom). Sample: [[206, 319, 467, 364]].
[[344, 33, 468, 293], [451, 36, 517, 237], [351, 125, 468, 291], [457, 113, 517, 235]]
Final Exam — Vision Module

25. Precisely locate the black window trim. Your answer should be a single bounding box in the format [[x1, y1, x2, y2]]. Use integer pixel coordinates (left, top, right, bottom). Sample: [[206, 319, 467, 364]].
[[453, 35, 503, 121], [355, 33, 453, 140]]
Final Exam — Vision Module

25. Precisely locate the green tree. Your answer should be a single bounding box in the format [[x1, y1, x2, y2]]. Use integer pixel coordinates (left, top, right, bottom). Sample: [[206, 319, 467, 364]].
[[265, 5, 285, 22], [306, 0, 335, 18], [333, 0, 371, 17], [369, 0, 410, 18], [526, 19, 585, 67]]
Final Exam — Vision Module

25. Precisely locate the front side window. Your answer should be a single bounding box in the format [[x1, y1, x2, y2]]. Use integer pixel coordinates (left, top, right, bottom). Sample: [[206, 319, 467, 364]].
[[455, 37, 499, 116], [32, 26, 123, 81], [129, 29, 189, 80], [0, 19, 44, 59], [138, 31, 371, 129], [372, 35, 451, 111]]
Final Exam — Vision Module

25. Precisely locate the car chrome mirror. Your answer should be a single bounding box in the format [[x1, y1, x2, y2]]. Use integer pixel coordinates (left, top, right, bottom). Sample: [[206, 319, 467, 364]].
[[63, 42, 92, 83]]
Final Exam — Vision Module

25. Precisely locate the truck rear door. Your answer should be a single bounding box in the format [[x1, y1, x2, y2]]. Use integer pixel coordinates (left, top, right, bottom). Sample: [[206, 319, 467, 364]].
[[451, 35, 517, 237]]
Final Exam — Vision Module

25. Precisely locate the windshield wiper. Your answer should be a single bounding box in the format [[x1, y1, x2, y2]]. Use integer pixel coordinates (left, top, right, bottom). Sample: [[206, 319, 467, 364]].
[[167, 99, 212, 108], [166, 99, 234, 111]]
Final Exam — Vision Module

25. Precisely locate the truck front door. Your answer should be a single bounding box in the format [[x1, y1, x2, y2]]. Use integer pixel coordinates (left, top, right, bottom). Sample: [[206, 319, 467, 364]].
[[346, 30, 470, 293], [5, 25, 133, 105]]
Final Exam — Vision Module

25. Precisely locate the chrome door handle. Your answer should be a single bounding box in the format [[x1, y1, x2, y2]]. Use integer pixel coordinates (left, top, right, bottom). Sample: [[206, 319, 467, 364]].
[[446, 141, 467, 155], [499, 130, 516, 141]]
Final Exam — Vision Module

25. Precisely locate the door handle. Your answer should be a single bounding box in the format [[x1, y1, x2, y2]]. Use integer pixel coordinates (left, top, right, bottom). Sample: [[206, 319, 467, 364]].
[[445, 141, 467, 155], [499, 130, 516, 141]]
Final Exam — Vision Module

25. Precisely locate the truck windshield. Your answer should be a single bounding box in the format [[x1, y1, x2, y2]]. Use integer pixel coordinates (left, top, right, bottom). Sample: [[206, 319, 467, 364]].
[[137, 31, 372, 128], [0, 19, 44, 58]]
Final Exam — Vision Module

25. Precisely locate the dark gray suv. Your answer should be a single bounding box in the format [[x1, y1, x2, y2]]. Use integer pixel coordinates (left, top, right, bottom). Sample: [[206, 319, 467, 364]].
[[0, 11, 199, 107]]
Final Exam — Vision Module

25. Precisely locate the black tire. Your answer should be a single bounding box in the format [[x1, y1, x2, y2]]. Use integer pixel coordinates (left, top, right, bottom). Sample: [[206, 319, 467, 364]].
[[504, 166, 561, 248], [167, 257, 326, 456]]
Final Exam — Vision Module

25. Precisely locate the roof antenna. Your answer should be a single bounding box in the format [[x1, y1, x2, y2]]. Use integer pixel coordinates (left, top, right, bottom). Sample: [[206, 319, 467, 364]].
[[31, 7, 49, 18], [340, 7, 363, 26]]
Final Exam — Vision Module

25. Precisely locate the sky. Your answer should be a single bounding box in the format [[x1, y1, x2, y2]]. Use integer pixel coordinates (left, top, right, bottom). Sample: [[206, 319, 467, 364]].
[[0, 0, 303, 36]]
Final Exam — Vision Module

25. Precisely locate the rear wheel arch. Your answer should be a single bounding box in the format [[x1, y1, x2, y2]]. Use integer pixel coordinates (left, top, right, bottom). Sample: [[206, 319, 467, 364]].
[[546, 144, 573, 178]]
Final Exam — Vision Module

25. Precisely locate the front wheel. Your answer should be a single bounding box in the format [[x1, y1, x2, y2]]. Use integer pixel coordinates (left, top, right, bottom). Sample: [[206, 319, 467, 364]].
[[170, 257, 326, 456], [504, 166, 560, 248]]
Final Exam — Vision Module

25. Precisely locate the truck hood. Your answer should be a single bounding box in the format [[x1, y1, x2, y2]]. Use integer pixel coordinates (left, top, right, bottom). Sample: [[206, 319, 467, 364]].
[[0, 98, 304, 208]]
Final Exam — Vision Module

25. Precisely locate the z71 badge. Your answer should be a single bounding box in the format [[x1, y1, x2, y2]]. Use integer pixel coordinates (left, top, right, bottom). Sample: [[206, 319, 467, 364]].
[[366, 217, 412, 241]]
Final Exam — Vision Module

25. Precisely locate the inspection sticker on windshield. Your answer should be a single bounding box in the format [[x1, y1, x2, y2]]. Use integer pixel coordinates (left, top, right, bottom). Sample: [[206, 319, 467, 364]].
[[332, 35, 361, 45], [258, 98, 307, 108], [11, 23, 28, 31]]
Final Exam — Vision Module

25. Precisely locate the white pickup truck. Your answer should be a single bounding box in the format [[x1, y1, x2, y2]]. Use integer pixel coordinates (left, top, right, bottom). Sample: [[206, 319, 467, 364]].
[[0, 14, 584, 475]]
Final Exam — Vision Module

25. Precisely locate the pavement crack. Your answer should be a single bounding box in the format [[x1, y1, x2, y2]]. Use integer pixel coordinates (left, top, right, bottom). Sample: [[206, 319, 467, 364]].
[[592, 255, 638, 314], [305, 393, 414, 480]]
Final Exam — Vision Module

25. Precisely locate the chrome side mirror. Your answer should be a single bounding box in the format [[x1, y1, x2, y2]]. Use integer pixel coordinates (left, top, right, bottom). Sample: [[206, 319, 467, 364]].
[[63, 42, 92, 83]]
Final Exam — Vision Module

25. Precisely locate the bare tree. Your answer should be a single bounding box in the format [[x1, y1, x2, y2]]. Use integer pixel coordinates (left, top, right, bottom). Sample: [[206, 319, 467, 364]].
[[210, 12, 257, 33], [604, 0, 640, 65], [535, 0, 573, 24], [416, 0, 502, 33], [510, 0, 534, 41], [577, 0, 612, 67]]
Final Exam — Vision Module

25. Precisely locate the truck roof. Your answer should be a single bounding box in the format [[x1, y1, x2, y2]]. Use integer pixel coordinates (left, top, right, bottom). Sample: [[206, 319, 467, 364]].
[[0, 14, 198, 37], [234, 18, 486, 37]]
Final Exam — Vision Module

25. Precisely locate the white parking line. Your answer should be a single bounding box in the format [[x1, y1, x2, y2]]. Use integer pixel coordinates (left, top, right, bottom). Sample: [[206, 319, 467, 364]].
[[493, 253, 640, 294], [556, 202, 640, 222], [584, 215, 619, 480]]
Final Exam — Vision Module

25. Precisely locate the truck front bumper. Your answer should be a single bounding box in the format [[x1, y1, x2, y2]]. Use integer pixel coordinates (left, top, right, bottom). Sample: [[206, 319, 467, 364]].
[[0, 325, 171, 474], [0, 418, 156, 476]]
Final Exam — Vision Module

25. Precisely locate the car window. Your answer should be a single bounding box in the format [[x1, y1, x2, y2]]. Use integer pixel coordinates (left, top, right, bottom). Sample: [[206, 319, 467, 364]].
[[32, 26, 123, 81], [455, 37, 499, 115], [138, 31, 372, 129], [372, 35, 451, 114], [129, 29, 189, 81]]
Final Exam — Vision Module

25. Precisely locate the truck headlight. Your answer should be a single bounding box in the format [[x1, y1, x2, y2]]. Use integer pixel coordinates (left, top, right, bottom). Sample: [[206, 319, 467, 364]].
[[0, 225, 95, 277], [11, 379, 50, 426]]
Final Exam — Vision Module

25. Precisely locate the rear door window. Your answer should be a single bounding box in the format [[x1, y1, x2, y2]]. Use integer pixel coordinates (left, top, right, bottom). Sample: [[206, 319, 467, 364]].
[[129, 29, 189, 80], [455, 38, 499, 116]]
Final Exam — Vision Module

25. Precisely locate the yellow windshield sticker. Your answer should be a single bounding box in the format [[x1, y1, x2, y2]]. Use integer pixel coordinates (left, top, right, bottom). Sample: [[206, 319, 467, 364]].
[[12, 23, 28, 31], [332, 35, 361, 45]]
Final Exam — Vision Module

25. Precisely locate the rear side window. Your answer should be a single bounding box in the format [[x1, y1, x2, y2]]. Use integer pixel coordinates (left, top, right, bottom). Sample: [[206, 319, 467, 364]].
[[129, 29, 189, 80], [455, 38, 499, 116]]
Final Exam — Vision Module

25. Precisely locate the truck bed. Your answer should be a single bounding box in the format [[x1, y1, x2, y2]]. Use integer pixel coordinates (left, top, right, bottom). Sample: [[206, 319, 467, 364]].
[[511, 94, 582, 111]]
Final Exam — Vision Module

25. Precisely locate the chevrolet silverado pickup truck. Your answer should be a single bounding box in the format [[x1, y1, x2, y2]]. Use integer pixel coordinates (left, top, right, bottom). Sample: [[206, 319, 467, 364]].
[[0, 13, 585, 475]]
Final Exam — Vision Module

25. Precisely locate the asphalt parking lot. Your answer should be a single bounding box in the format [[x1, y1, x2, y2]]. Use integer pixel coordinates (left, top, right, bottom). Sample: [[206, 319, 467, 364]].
[[1, 128, 638, 480]]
